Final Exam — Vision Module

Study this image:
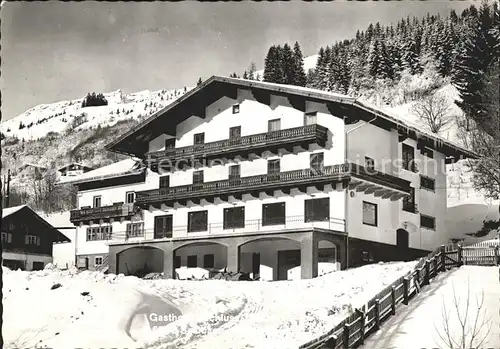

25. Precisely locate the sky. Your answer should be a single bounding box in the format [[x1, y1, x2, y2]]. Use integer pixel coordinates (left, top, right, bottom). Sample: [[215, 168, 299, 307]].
[[1, 0, 476, 121]]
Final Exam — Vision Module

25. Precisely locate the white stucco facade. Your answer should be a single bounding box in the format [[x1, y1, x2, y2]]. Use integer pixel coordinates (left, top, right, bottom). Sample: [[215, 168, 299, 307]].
[[72, 85, 452, 268]]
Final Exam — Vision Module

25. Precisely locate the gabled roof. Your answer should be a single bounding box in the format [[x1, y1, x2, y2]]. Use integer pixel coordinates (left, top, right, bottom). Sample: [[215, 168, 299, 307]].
[[57, 163, 94, 172], [1, 205, 70, 243], [105, 75, 478, 161], [56, 158, 144, 185]]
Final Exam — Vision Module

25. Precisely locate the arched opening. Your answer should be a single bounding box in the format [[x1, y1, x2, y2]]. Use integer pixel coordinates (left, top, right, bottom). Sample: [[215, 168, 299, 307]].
[[117, 246, 164, 277], [174, 242, 227, 279], [239, 237, 301, 281], [396, 228, 410, 250], [317, 240, 340, 273]]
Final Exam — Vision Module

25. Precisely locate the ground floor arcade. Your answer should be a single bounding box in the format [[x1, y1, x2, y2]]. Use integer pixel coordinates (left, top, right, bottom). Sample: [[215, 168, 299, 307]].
[[108, 228, 347, 280]]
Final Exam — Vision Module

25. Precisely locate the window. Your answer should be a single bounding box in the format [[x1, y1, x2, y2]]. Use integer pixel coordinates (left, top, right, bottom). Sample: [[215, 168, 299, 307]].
[[224, 206, 245, 229], [188, 211, 208, 232], [1, 232, 12, 243], [402, 144, 416, 172], [187, 255, 198, 268], [365, 156, 375, 171], [232, 104, 240, 114], [165, 138, 176, 149], [126, 222, 144, 238], [125, 191, 135, 204], [229, 126, 241, 139], [95, 257, 103, 266], [154, 215, 172, 238], [402, 187, 417, 213], [194, 133, 205, 145], [304, 111, 317, 126], [203, 254, 215, 268], [86, 226, 112, 241], [267, 159, 280, 174], [422, 147, 434, 159], [229, 164, 241, 180], [305, 198, 330, 222], [310, 152, 324, 172], [25, 235, 39, 245], [420, 214, 436, 230], [268, 119, 281, 132], [175, 256, 181, 268], [193, 170, 204, 184], [32, 261, 45, 271], [159, 175, 170, 188], [362, 201, 378, 227], [420, 175, 435, 192], [262, 202, 286, 226], [93, 196, 101, 208]]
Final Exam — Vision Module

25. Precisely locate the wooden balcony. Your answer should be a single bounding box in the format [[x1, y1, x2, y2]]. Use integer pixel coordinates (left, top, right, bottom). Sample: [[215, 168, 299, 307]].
[[146, 124, 328, 171], [135, 163, 411, 209], [70, 202, 138, 225]]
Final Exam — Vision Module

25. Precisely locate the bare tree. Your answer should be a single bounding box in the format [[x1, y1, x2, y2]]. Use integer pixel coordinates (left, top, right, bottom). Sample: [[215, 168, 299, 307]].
[[434, 279, 492, 349], [411, 92, 453, 134]]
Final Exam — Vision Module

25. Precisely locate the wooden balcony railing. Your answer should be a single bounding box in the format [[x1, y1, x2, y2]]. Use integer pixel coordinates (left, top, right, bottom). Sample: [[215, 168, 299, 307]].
[[135, 163, 411, 206], [146, 124, 328, 162], [70, 202, 136, 223]]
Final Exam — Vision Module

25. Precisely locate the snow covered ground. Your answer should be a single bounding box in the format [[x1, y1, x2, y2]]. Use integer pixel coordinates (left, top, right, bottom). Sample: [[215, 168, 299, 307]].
[[360, 266, 500, 349], [2, 261, 416, 349]]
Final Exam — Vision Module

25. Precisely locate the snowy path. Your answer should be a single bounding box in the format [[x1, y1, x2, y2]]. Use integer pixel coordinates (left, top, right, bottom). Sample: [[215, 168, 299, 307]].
[[360, 266, 500, 349]]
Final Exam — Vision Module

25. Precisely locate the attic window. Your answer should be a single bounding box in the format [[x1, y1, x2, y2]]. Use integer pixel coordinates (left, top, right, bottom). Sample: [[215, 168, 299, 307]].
[[232, 104, 240, 114]]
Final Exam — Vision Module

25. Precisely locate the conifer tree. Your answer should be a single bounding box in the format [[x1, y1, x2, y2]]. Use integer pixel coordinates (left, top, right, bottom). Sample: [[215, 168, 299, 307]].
[[454, 1, 499, 130], [282, 43, 295, 84], [293, 41, 307, 86]]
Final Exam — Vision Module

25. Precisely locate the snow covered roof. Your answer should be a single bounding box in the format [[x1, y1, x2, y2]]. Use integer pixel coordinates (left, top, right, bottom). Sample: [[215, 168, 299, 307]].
[[106, 75, 478, 160], [56, 159, 144, 185], [2, 204, 28, 219], [1, 205, 70, 242], [57, 163, 93, 172], [19, 163, 47, 170]]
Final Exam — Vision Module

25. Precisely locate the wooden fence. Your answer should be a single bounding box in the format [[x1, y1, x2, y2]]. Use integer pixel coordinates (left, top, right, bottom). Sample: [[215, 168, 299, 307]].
[[299, 244, 500, 349]]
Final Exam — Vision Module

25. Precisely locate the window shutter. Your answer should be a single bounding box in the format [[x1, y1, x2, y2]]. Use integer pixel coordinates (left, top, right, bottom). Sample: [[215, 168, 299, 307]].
[[25, 235, 29, 244], [37, 237, 41, 246], [7, 233, 12, 243]]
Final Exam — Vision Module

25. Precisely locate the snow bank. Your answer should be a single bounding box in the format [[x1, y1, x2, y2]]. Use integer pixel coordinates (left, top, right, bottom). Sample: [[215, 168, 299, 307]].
[[3, 261, 416, 349], [287, 262, 340, 280]]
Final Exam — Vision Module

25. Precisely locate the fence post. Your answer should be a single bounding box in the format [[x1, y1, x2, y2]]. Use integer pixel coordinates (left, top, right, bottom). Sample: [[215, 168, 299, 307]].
[[432, 257, 438, 277], [374, 299, 380, 331], [391, 286, 396, 315], [357, 308, 366, 345], [495, 246, 500, 266], [440, 245, 446, 272], [403, 277, 409, 305], [343, 323, 350, 349], [424, 260, 430, 285], [458, 245, 463, 266], [325, 334, 337, 349]]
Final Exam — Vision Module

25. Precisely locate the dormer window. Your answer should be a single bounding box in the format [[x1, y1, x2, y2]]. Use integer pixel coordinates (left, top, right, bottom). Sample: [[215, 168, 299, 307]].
[[232, 104, 240, 114]]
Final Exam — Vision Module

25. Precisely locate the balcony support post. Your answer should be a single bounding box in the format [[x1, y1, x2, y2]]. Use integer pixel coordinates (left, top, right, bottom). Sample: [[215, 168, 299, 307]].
[[226, 241, 240, 274], [300, 233, 318, 279], [163, 243, 175, 279]]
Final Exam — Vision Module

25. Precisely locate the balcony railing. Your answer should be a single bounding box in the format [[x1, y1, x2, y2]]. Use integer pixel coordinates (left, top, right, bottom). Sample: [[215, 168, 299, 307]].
[[70, 202, 136, 223], [136, 162, 411, 207], [103, 215, 346, 242], [146, 124, 328, 162]]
